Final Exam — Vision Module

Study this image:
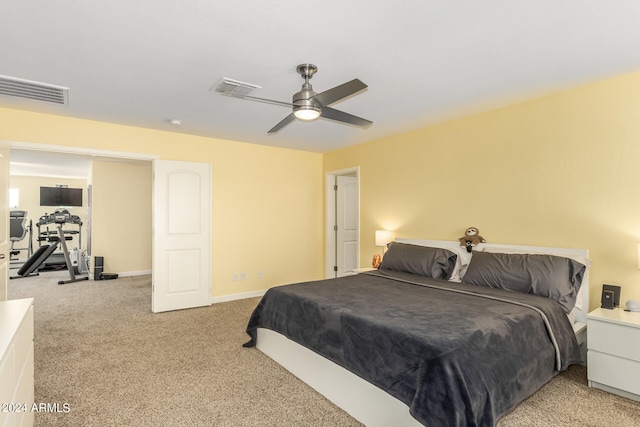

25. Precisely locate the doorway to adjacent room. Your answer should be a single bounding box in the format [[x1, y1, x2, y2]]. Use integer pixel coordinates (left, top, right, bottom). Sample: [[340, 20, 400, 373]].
[[325, 167, 360, 278]]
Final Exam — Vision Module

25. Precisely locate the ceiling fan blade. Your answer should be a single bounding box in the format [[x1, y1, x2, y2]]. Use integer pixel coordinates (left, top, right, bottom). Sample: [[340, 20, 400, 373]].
[[320, 106, 372, 128], [312, 79, 368, 107], [221, 92, 293, 108], [268, 113, 297, 133]]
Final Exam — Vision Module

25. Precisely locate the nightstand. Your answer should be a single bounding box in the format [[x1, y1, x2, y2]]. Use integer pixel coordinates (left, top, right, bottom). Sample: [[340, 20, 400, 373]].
[[587, 307, 640, 402]]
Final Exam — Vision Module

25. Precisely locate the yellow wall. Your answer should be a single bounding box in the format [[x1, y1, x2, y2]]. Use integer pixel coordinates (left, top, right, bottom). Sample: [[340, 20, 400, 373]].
[[9, 176, 88, 255], [6, 69, 640, 306], [91, 161, 152, 274], [324, 70, 640, 310], [1, 107, 324, 297]]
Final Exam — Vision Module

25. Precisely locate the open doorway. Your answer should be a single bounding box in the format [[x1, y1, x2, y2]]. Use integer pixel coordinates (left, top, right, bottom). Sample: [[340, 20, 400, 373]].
[[6, 143, 155, 298], [325, 167, 360, 278], [5, 143, 212, 314]]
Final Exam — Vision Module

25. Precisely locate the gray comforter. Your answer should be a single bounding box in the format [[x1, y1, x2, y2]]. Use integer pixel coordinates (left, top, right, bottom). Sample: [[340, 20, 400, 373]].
[[244, 269, 582, 427]]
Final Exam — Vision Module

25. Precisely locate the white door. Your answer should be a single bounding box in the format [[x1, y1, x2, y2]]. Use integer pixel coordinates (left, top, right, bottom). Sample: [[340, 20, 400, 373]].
[[152, 160, 211, 313], [0, 146, 8, 300], [336, 175, 358, 277]]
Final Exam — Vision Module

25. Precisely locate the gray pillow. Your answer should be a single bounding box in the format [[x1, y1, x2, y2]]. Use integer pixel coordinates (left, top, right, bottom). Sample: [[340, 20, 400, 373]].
[[461, 251, 586, 313], [379, 242, 457, 280]]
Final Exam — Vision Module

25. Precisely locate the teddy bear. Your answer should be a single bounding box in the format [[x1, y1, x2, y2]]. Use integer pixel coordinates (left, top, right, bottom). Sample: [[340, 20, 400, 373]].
[[459, 227, 486, 252], [372, 253, 382, 268]]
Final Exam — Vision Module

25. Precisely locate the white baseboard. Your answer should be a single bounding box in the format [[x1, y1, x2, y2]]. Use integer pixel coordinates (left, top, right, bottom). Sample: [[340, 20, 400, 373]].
[[112, 270, 152, 278], [102, 272, 264, 304], [211, 289, 266, 304], [102, 270, 265, 303]]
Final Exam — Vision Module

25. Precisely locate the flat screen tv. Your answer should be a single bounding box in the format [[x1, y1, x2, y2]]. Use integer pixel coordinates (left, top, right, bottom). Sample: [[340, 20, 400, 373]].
[[40, 186, 83, 207]]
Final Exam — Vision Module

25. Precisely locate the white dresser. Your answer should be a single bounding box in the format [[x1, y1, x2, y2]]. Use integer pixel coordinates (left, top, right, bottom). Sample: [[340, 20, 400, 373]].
[[587, 307, 640, 402], [0, 298, 34, 427]]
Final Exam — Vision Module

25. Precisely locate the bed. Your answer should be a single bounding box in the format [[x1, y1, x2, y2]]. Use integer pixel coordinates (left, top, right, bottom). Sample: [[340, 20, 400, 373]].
[[244, 239, 591, 427]]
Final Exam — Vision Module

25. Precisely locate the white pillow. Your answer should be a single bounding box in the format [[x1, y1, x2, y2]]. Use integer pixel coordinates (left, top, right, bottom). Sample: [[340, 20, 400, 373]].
[[449, 247, 473, 282]]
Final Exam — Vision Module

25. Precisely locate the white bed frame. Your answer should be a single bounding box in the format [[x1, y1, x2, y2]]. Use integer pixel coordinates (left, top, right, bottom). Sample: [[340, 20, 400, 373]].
[[256, 239, 590, 427]]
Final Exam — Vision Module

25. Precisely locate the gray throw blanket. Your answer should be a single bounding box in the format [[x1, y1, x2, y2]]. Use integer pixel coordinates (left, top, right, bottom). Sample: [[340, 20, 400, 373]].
[[245, 270, 582, 426]]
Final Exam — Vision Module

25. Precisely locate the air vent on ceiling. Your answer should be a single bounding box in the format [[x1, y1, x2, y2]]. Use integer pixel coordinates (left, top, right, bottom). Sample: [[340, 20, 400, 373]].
[[212, 77, 261, 96], [0, 75, 69, 105]]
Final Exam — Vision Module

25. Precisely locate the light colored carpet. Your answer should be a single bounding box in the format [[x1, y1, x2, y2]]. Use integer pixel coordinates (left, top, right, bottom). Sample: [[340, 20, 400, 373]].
[[8, 271, 640, 426]]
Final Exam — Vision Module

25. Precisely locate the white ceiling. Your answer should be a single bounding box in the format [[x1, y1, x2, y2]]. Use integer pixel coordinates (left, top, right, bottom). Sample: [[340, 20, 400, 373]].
[[2, 1, 640, 156], [9, 150, 93, 179]]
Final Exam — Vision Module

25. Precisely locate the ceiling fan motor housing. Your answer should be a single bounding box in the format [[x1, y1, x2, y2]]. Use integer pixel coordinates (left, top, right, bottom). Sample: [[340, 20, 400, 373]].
[[293, 80, 320, 120]]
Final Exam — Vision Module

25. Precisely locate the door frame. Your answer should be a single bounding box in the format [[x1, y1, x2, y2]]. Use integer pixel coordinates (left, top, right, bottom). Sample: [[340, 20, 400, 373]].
[[324, 167, 360, 278], [5, 141, 157, 163], [0, 144, 9, 301]]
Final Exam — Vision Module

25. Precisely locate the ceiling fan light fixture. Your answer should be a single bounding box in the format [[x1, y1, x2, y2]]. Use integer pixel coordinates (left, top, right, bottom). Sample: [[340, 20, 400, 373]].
[[294, 106, 321, 121], [219, 63, 371, 134]]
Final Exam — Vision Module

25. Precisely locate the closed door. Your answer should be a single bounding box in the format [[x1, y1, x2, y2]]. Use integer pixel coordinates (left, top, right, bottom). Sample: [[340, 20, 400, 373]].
[[152, 160, 211, 313]]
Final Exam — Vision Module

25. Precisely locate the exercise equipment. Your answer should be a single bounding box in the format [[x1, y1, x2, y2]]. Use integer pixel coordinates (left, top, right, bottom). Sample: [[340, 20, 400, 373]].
[[9, 210, 33, 263], [36, 209, 83, 269], [14, 244, 57, 278], [12, 211, 88, 284]]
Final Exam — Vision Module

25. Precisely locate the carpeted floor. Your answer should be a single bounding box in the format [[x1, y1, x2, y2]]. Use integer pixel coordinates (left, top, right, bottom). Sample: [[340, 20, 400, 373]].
[[8, 271, 640, 426]]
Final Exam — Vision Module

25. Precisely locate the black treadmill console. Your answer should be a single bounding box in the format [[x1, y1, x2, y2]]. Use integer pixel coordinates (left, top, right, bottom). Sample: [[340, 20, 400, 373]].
[[37, 209, 82, 226], [54, 214, 69, 224]]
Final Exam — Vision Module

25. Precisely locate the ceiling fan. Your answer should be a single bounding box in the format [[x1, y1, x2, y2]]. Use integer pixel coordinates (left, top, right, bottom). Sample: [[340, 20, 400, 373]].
[[215, 64, 372, 134]]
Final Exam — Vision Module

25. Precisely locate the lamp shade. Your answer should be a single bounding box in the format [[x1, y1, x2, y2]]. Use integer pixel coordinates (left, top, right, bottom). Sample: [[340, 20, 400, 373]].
[[375, 230, 394, 247]]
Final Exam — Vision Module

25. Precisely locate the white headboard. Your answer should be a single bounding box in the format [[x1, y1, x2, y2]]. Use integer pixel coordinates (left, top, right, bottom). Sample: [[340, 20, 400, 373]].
[[395, 238, 590, 326]]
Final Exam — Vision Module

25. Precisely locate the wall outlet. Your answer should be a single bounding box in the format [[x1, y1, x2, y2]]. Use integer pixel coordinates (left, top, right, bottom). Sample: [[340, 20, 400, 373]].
[[240, 272, 246, 281], [232, 273, 238, 282], [258, 271, 264, 279]]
